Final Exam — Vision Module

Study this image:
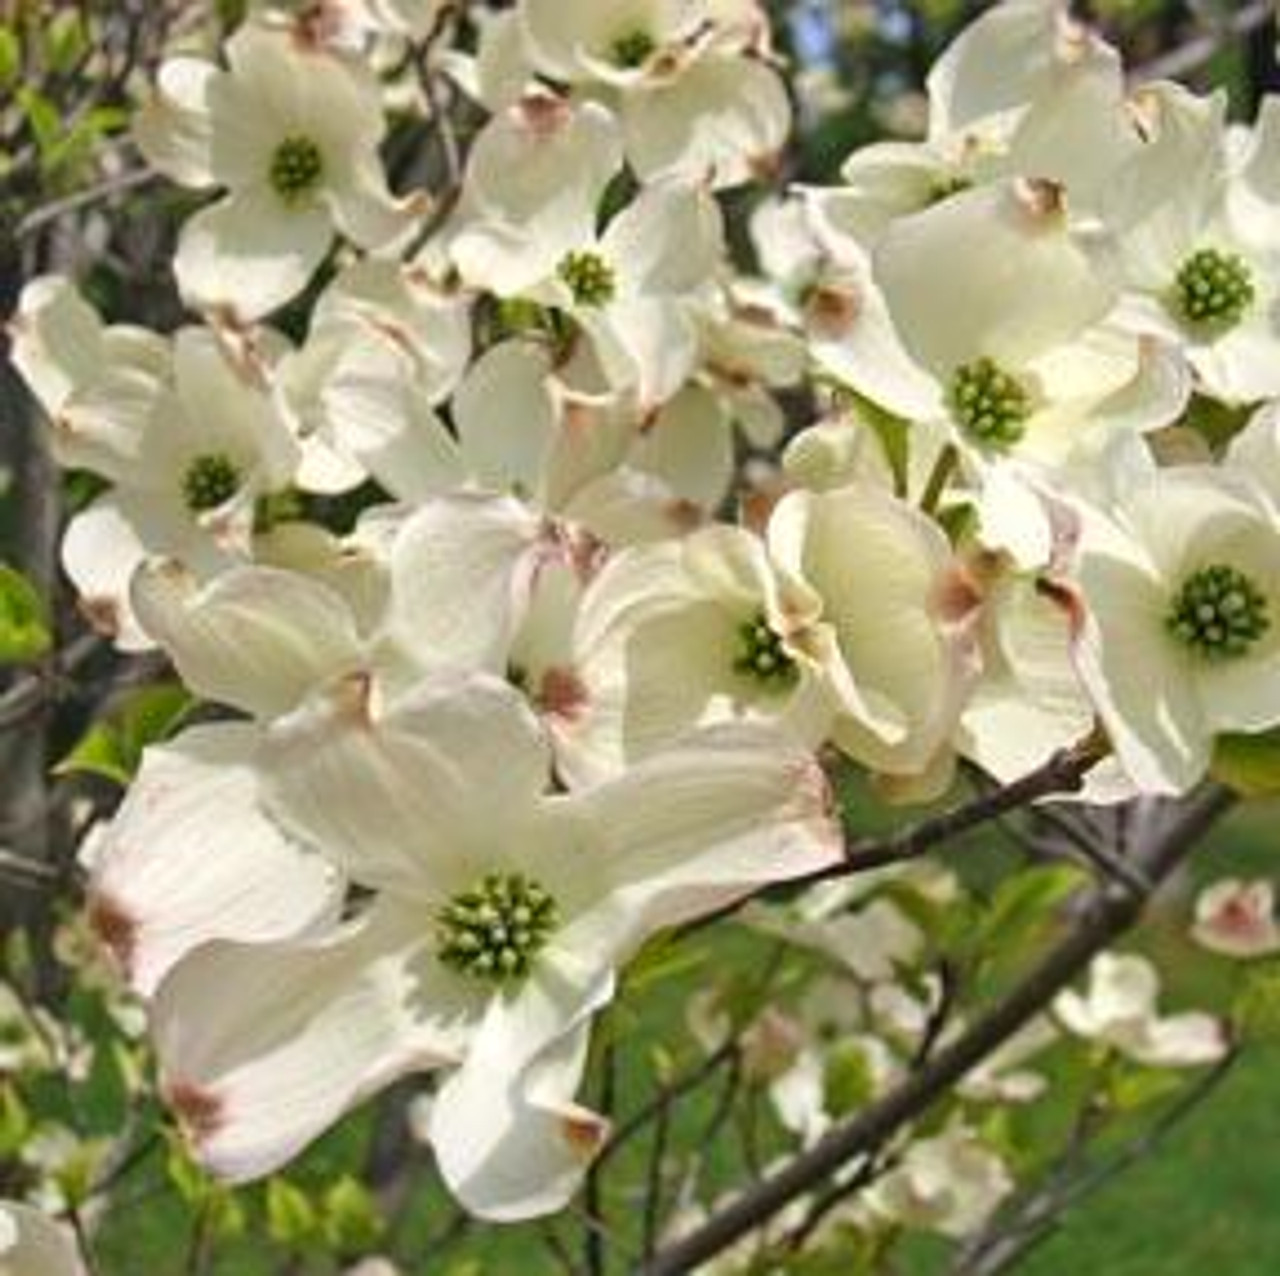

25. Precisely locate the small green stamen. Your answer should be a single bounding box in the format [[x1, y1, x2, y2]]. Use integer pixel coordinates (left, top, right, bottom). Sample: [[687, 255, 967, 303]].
[[436, 873, 559, 986], [733, 613, 798, 691], [1173, 248, 1255, 331], [1166, 563, 1270, 661], [948, 357, 1032, 448], [269, 135, 325, 204], [558, 251, 617, 308], [182, 453, 242, 513], [610, 29, 657, 69]]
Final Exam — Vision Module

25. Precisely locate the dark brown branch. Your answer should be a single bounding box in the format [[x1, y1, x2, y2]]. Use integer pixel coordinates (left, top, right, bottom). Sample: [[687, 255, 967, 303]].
[[642, 784, 1236, 1276], [808, 733, 1109, 887]]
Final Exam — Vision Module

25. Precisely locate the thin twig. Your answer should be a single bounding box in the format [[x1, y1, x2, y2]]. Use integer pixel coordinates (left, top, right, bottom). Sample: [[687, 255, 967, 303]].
[[16, 167, 159, 240]]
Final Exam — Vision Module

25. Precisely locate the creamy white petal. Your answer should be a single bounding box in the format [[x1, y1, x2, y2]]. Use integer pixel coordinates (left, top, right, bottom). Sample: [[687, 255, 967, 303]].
[[385, 493, 546, 675], [562, 723, 842, 959], [0, 1201, 84, 1275], [621, 53, 790, 188], [429, 949, 612, 1220], [175, 191, 333, 323], [89, 723, 342, 998], [133, 57, 218, 187], [132, 561, 364, 718], [260, 672, 552, 897], [154, 903, 479, 1183], [872, 179, 1116, 378]]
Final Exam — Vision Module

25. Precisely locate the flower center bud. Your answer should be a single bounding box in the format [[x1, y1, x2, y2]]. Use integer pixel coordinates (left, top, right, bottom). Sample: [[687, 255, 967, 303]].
[[269, 135, 325, 204], [558, 251, 617, 308], [436, 873, 559, 986], [1166, 563, 1270, 660], [1173, 248, 1255, 330], [733, 613, 798, 690], [948, 358, 1031, 448], [610, 28, 657, 69], [182, 453, 242, 513]]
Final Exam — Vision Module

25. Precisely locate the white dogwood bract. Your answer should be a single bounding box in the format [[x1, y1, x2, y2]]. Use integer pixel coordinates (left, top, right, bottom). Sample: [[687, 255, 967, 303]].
[[0, 1202, 84, 1276], [1054, 953, 1228, 1067], [11, 0, 1277, 1244]]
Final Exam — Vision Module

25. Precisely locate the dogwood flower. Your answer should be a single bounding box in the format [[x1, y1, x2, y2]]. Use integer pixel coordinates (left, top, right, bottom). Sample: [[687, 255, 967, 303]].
[[0, 1202, 83, 1276], [455, 112, 724, 407], [1108, 88, 1280, 404], [12, 287, 300, 648], [821, 0, 1137, 249], [555, 480, 979, 786], [148, 673, 840, 1218], [1066, 463, 1280, 793], [871, 178, 1190, 467], [517, 0, 789, 187], [1191, 879, 1280, 959], [135, 22, 425, 320], [864, 1125, 1013, 1238], [1054, 952, 1227, 1067]]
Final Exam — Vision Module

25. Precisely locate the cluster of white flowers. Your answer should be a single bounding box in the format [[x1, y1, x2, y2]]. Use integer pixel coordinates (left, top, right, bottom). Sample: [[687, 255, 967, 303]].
[[6, 0, 1277, 1244]]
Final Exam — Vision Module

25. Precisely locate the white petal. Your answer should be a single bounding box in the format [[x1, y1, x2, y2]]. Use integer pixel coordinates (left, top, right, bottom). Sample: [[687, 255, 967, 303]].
[[260, 672, 551, 897], [1133, 1013, 1228, 1068], [326, 157, 427, 250], [154, 904, 478, 1183], [61, 497, 167, 652], [564, 723, 842, 957], [175, 191, 333, 323], [465, 94, 620, 239], [872, 179, 1116, 378], [133, 57, 218, 187], [627, 384, 733, 512], [452, 341, 559, 497], [1071, 538, 1208, 794], [429, 951, 612, 1220], [132, 561, 363, 718], [89, 723, 342, 998], [621, 53, 790, 188], [603, 177, 724, 297], [0, 1201, 83, 1275], [385, 493, 546, 675]]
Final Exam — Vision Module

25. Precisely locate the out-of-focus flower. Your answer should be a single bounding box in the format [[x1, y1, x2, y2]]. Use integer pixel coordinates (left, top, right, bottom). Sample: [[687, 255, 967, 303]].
[[1191, 879, 1280, 959], [1054, 952, 1228, 1067]]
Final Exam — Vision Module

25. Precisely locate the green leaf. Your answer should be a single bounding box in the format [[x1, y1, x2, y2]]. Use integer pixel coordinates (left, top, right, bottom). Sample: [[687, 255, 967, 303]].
[[266, 1179, 319, 1248], [0, 27, 19, 89], [43, 10, 88, 75], [0, 564, 51, 664], [1212, 728, 1280, 797], [822, 1040, 874, 1118], [16, 86, 61, 158], [0, 1084, 31, 1156], [983, 865, 1087, 946], [56, 684, 194, 785], [1108, 1064, 1187, 1113], [322, 1176, 383, 1253]]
